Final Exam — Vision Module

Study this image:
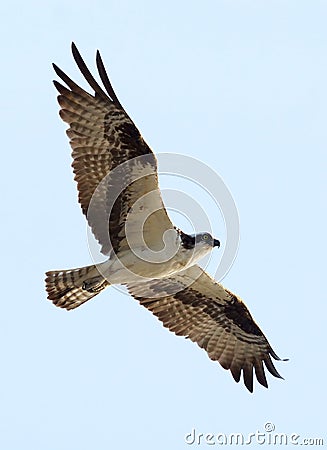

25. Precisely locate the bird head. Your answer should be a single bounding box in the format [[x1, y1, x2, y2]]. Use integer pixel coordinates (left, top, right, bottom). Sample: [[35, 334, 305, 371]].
[[179, 230, 220, 250], [195, 232, 220, 249]]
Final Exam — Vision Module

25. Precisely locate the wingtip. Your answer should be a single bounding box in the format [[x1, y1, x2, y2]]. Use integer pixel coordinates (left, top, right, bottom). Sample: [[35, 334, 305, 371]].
[[52, 64, 66, 83], [246, 385, 254, 394], [269, 346, 289, 363], [71, 41, 79, 59], [52, 80, 67, 94], [96, 49, 104, 67], [52, 62, 60, 74], [71, 42, 84, 66], [52, 63, 67, 81]]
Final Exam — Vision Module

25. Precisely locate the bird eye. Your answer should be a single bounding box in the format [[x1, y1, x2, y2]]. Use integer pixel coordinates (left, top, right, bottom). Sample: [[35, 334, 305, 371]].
[[203, 234, 209, 240]]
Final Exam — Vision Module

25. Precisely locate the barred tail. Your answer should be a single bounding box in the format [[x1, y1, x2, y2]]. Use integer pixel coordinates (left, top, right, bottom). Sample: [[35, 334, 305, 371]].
[[45, 264, 110, 310]]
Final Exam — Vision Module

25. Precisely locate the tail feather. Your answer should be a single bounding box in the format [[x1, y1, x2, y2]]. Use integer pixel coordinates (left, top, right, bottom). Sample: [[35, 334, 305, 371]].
[[45, 264, 110, 310]]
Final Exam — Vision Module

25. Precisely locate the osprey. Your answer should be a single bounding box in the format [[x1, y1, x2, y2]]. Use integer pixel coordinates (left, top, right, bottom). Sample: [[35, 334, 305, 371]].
[[46, 43, 286, 392]]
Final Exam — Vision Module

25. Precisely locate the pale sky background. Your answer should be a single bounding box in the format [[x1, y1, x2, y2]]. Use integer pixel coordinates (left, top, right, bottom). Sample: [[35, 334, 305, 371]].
[[1, 1, 326, 449]]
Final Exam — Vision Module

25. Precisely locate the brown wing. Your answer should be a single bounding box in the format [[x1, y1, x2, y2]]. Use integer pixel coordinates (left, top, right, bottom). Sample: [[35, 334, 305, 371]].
[[127, 265, 286, 392], [53, 43, 173, 255]]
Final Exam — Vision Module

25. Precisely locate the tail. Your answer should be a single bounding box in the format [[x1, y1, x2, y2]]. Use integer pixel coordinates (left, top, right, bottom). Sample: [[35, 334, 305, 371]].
[[45, 264, 110, 310]]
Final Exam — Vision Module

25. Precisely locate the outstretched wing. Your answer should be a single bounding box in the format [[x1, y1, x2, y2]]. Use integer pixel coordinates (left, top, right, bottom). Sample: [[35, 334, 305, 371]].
[[53, 43, 173, 255], [127, 265, 286, 392]]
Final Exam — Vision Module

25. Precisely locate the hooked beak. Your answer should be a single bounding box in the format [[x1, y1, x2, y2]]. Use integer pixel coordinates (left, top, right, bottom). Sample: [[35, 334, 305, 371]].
[[213, 238, 220, 248]]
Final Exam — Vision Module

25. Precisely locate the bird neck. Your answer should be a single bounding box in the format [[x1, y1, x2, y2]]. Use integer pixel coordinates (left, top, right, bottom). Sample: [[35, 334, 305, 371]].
[[177, 229, 196, 250]]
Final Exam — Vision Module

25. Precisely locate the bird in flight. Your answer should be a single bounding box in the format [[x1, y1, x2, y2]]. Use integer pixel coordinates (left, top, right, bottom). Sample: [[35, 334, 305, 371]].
[[46, 43, 286, 392]]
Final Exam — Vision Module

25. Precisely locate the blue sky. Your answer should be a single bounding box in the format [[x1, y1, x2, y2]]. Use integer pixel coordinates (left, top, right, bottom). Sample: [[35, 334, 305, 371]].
[[1, 1, 326, 449]]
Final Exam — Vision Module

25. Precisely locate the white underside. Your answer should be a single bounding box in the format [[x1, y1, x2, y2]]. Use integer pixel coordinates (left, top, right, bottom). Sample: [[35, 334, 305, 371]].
[[95, 237, 212, 285]]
